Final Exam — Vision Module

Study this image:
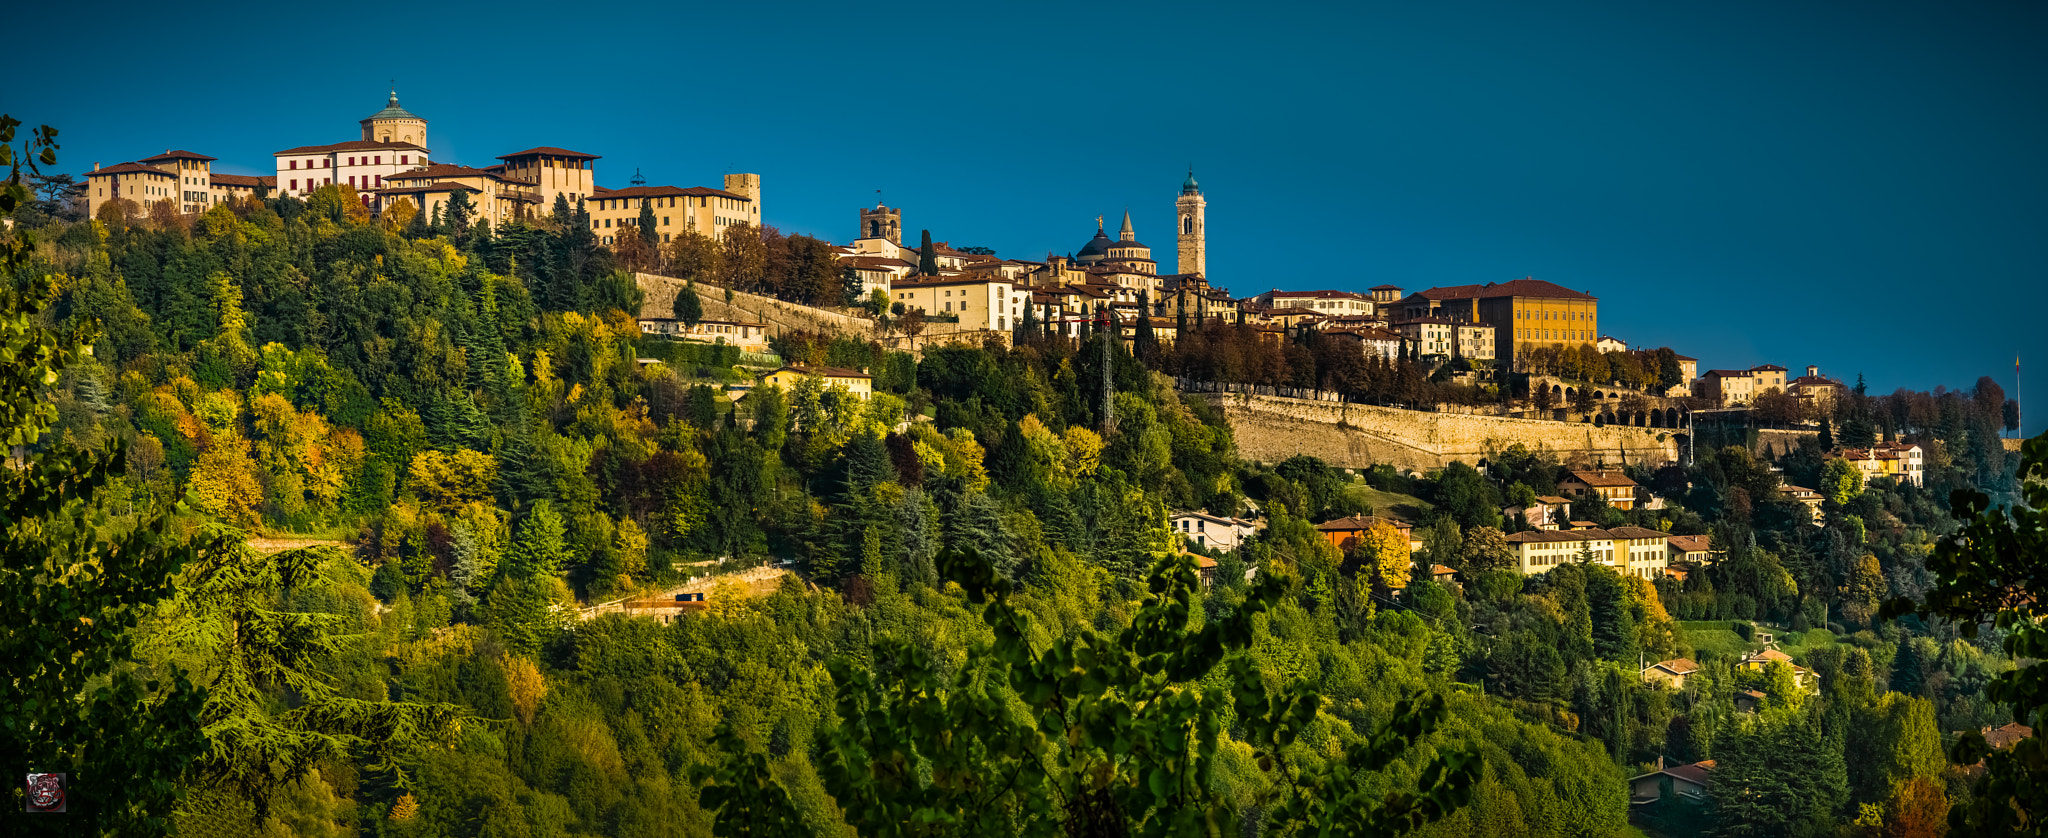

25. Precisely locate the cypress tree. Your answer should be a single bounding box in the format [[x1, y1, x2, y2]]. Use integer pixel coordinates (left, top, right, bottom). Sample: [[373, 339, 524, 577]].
[[1819, 417, 1835, 450], [675, 280, 705, 327], [1135, 292, 1156, 361], [638, 200, 658, 245], [917, 229, 938, 276], [552, 193, 572, 228], [404, 203, 430, 239]]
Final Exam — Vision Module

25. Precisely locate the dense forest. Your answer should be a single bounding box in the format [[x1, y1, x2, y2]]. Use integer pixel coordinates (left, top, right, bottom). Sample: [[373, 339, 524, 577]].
[[4, 124, 2043, 838]]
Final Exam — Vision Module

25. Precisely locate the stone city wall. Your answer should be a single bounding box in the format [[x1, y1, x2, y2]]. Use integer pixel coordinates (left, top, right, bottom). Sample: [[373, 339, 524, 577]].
[[1202, 392, 1681, 472]]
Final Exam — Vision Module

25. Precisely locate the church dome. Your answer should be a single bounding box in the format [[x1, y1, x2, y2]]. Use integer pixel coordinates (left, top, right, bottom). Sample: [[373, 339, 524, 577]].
[[363, 89, 423, 122], [1181, 168, 1199, 193], [1077, 227, 1114, 262]]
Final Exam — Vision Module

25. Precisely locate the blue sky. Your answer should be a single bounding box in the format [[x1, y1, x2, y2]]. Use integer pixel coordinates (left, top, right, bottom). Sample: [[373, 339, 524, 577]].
[[22, 0, 2047, 432]]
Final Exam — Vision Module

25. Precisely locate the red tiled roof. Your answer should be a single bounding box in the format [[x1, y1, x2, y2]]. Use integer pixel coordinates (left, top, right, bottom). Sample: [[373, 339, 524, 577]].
[[1369, 284, 1402, 291], [591, 184, 750, 201], [1413, 278, 1595, 301], [1565, 469, 1638, 488], [1268, 289, 1368, 300], [374, 181, 483, 194], [274, 139, 427, 155], [1667, 534, 1711, 553], [765, 365, 870, 380], [209, 173, 271, 188], [87, 162, 175, 178], [1605, 526, 1668, 539], [386, 163, 536, 186], [1985, 722, 2034, 750], [140, 149, 217, 163], [1314, 515, 1412, 533], [496, 146, 601, 160], [1650, 658, 1701, 676]]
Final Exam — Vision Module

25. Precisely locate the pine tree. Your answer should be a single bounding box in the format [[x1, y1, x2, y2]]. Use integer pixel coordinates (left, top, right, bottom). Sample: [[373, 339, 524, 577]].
[[637, 200, 658, 245], [917, 229, 938, 276], [675, 279, 704, 327], [1819, 417, 1834, 450], [504, 501, 569, 579], [404, 203, 430, 238], [551, 193, 572, 228]]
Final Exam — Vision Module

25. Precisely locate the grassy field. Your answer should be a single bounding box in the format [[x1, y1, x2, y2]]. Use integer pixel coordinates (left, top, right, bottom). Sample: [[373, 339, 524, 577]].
[[1673, 621, 1840, 662], [1344, 484, 1434, 522]]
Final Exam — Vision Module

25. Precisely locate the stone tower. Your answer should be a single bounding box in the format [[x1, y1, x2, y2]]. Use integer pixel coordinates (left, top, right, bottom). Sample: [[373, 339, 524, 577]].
[[1119, 209, 1136, 241], [1176, 168, 1206, 277], [723, 173, 762, 226], [859, 203, 902, 244], [360, 86, 427, 149]]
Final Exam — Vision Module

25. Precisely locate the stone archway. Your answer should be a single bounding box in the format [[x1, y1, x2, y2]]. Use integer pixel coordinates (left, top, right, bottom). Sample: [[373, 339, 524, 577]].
[[1650, 410, 1663, 428]]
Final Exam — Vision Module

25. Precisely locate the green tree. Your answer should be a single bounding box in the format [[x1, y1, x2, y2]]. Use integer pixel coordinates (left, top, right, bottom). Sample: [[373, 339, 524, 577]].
[[676, 279, 705, 327], [504, 500, 570, 579], [637, 199, 658, 246], [917, 228, 937, 276], [1432, 460, 1503, 529], [1710, 709, 1848, 837], [0, 116, 212, 835], [1883, 431, 2048, 835], [699, 551, 1480, 835]]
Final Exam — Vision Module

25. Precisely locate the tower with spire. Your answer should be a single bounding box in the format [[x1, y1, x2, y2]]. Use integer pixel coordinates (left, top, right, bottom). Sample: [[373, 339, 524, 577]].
[[360, 85, 427, 149], [1176, 167, 1206, 277]]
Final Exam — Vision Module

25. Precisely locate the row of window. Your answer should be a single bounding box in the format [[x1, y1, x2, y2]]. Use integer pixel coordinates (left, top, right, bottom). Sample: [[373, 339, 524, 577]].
[[285, 155, 412, 170], [595, 196, 740, 211], [288, 178, 334, 191]]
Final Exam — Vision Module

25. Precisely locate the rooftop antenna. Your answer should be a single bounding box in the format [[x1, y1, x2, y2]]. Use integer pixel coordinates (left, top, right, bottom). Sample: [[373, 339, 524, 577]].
[[629, 168, 646, 187]]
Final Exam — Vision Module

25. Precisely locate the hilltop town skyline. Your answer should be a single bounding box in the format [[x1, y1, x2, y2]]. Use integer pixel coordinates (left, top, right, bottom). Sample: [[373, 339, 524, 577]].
[[20, 0, 2045, 431]]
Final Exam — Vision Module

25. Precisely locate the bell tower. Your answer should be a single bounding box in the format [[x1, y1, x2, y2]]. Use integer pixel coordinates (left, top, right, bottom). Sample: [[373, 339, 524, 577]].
[[1176, 167, 1206, 277], [858, 203, 901, 244]]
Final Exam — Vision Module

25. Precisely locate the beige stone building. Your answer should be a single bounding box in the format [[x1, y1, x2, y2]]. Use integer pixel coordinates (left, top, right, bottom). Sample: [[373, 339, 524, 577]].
[[1254, 289, 1374, 316], [1695, 365, 1788, 406], [493, 147, 600, 209], [376, 164, 542, 227], [758, 365, 873, 399], [85, 161, 178, 218], [273, 89, 434, 210], [1393, 277, 1599, 369], [1558, 469, 1641, 510], [1505, 525, 1671, 579], [889, 275, 1021, 332], [1396, 317, 1456, 359], [586, 176, 760, 245]]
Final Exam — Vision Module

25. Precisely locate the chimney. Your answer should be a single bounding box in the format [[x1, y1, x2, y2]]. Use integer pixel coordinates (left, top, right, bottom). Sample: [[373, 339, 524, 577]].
[[92, 162, 99, 171], [1656, 756, 1665, 770]]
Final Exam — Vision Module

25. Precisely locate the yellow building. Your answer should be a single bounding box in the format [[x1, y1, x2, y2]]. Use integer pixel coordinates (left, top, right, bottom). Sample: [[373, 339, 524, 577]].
[[890, 275, 1022, 332], [493, 147, 600, 209], [1506, 526, 1671, 578], [1392, 277, 1598, 369], [757, 365, 873, 399], [85, 161, 178, 218], [587, 176, 759, 245], [377, 163, 543, 227], [1558, 469, 1640, 510]]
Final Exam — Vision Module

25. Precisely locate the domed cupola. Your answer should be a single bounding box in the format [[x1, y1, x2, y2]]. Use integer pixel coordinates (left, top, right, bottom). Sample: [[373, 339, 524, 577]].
[[1076, 218, 1115, 265]]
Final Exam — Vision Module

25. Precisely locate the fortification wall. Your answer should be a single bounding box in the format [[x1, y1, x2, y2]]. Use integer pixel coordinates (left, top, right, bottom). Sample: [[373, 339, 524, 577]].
[[633, 272, 1005, 352], [1203, 393, 1680, 472]]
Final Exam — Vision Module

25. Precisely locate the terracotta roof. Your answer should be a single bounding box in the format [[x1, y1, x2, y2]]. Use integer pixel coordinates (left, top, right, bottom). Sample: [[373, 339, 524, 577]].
[[1369, 284, 1402, 291], [1565, 469, 1638, 488], [1535, 495, 1574, 505], [764, 365, 870, 380], [274, 139, 427, 155], [1985, 722, 2034, 750], [1604, 526, 1668, 539], [1314, 514, 1411, 533], [140, 149, 216, 163], [843, 256, 916, 271], [375, 181, 483, 194], [1430, 563, 1457, 576], [496, 146, 601, 160], [386, 163, 536, 186], [893, 275, 1010, 289], [1671, 354, 1697, 361], [209, 173, 271, 188], [1649, 658, 1701, 675], [1413, 278, 1595, 302], [591, 184, 750, 202], [1703, 369, 1755, 379], [1751, 364, 1788, 372], [1667, 534, 1712, 553], [1748, 649, 1795, 664], [1506, 529, 1614, 544], [1665, 761, 1716, 787], [87, 162, 174, 178], [1268, 289, 1369, 300]]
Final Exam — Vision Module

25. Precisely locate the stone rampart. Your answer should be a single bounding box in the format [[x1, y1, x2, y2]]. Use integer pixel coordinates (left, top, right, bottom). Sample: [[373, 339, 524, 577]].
[[1203, 393, 1680, 472]]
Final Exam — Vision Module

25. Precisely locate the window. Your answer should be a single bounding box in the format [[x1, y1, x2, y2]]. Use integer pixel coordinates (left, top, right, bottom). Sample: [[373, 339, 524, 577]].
[[663, 216, 669, 226], [375, 175, 382, 187], [401, 155, 409, 164], [289, 160, 298, 170], [347, 157, 355, 166]]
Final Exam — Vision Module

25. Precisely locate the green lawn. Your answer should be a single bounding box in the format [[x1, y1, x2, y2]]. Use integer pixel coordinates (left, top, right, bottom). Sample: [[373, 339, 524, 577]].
[[1344, 484, 1434, 523], [1673, 621, 1840, 663]]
